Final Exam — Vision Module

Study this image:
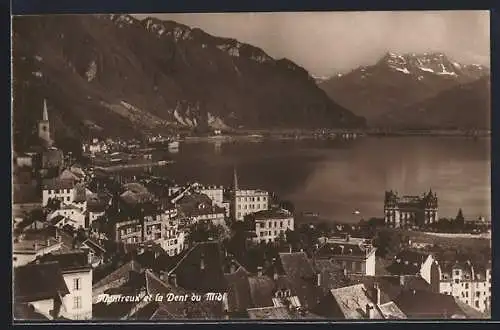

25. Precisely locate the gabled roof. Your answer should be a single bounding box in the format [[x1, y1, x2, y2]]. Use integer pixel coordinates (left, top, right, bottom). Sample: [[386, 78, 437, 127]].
[[41, 178, 75, 190], [312, 259, 353, 293], [224, 267, 253, 313], [35, 251, 91, 272], [15, 262, 70, 303], [394, 289, 471, 319], [145, 270, 224, 319], [247, 275, 276, 308], [278, 252, 321, 310], [81, 239, 106, 254], [168, 241, 228, 293], [329, 284, 384, 319]]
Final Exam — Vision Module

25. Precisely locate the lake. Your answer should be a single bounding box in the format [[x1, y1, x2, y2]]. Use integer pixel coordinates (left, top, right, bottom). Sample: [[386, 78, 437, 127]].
[[151, 136, 491, 224]]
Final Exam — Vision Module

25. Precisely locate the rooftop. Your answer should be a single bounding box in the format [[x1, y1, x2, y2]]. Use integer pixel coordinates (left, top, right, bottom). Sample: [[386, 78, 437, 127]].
[[14, 262, 70, 303], [251, 209, 293, 220], [41, 178, 75, 190], [35, 250, 91, 272], [394, 289, 482, 319], [329, 284, 384, 319]]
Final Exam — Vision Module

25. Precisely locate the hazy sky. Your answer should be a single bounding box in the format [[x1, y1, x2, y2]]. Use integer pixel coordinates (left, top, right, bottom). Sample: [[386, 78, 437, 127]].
[[133, 11, 490, 77]]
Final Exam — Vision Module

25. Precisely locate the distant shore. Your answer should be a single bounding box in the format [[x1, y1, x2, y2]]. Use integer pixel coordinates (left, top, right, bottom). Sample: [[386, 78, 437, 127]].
[[180, 129, 490, 143]]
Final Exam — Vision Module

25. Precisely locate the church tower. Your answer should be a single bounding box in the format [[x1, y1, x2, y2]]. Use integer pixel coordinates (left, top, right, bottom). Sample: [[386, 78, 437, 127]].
[[38, 99, 52, 147]]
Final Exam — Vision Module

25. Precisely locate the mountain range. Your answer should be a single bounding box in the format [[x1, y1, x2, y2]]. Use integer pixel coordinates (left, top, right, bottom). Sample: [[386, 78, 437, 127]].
[[12, 14, 364, 149], [318, 52, 490, 129]]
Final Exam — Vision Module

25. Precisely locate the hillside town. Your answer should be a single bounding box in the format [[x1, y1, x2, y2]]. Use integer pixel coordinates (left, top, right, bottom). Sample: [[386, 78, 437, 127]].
[[11, 100, 492, 321]]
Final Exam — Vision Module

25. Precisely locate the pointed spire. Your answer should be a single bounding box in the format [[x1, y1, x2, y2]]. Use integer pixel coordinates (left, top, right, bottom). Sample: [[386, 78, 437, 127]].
[[42, 99, 49, 121], [233, 166, 239, 191]]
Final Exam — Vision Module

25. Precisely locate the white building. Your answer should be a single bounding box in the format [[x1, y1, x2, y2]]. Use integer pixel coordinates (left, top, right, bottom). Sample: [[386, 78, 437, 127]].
[[438, 261, 491, 313], [47, 205, 86, 229], [36, 251, 93, 320], [233, 189, 269, 221], [315, 236, 377, 276], [161, 217, 186, 257], [193, 183, 224, 206], [250, 209, 294, 244], [42, 179, 77, 206]]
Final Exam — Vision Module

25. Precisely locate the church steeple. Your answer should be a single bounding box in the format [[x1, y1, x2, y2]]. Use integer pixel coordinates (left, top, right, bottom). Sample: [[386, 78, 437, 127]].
[[38, 98, 52, 147], [42, 99, 49, 121]]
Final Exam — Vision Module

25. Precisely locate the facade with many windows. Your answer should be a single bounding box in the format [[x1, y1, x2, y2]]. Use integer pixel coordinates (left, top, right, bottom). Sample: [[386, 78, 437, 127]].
[[250, 209, 294, 244], [233, 190, 269, 221], [438, 261, 491, 313], [42, 179, 76, 206]]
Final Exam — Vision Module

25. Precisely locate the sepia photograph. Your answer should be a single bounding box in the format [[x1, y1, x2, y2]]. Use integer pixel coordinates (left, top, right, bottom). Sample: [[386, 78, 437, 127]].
[[11, 10, 491, 321]]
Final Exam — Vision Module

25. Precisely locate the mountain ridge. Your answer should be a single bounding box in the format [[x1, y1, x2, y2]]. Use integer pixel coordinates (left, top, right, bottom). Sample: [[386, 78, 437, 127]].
[[318, 51, 490, 129], [12, 14, 365, 150]]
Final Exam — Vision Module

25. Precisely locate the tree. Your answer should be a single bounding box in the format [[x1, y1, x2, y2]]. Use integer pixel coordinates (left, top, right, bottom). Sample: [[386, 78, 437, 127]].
[[373, 230, 403, 258]]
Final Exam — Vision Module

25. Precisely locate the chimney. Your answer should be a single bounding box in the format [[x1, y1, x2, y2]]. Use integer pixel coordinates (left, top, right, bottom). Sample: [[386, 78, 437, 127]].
[[366, 304, 376, 319], [229, 258, 237, 273], [346, 234, 350, 242], [46, 238, 51, 247], [343, 268, 348, 277], [400, 275, 405, 287], [87, 251, 92, 265], [288, 244, 292, 253], [169, 273, 177, 287], [272, 258, 278, 280], [374, 283, 381, 305], [257, 266, 263, 277], [316, 272, 322, 287], [33, 242, 39, 251], [200, 252, 205, 270]]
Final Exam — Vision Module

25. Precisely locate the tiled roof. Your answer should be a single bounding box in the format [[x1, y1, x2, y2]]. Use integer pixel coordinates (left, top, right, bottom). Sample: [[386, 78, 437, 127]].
[[247, 275, 276, 308], [394, 289, 470, 319], [224, 267, 253, 313], [14, 262, 70, 303], [168, 241, 228, 293], [41, 179, 75, 190], [35, 250, 91, 272], [145, 270, 224, 320], [312, 259, 353, 293], [329, 284, 384, 319], [453, 298, 489, 319], [93, 271, 147, 320], [278, 252, 321, 310], [92, 259, 142, 287]]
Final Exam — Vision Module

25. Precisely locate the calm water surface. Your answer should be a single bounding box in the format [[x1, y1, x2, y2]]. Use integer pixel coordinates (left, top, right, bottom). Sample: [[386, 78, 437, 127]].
[[151, 137, 491, 223]]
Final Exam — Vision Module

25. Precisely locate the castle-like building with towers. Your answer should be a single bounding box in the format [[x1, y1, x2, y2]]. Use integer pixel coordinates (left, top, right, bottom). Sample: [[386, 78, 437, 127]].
[[384, 189, 438, 228]]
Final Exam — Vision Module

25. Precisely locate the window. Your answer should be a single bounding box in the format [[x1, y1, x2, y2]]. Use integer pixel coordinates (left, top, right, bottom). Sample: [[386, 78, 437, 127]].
[[476, 292, 481, 297], [455, 279, 459, 284], [475, 301, 480, 308], [73, 278, 81, 291], [73, 296, 82, 309], [455, 270, 460, 276], [465, 283, 469, 289], [465, 292, 468, 298]]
